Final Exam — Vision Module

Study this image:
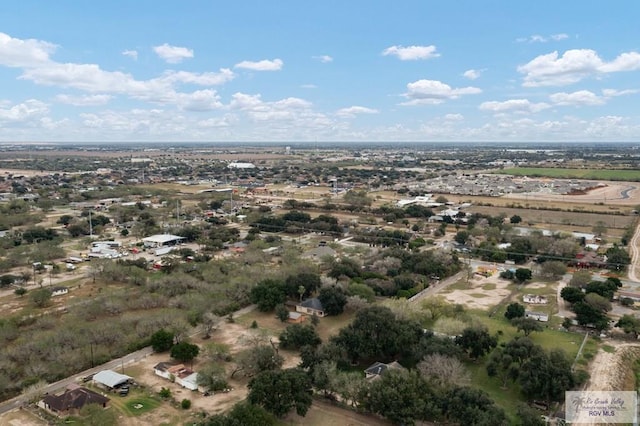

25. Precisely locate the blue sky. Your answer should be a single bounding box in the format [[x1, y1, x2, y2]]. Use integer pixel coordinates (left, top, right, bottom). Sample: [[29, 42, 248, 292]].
[[1, 1, 640, 143]]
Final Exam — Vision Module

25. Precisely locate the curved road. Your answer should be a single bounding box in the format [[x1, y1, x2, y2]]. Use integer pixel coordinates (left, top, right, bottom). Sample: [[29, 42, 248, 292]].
[[628, 218, 640, 283]]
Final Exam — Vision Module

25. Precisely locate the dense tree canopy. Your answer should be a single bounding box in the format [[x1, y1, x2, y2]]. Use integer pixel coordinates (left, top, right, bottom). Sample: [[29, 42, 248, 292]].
[[455, 326, 497, 360], [247, 368, 313, 418], [332, 306, 423, 363]]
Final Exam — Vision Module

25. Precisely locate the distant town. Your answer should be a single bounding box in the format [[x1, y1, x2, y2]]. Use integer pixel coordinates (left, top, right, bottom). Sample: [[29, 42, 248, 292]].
[[0, 142, 640, 426]]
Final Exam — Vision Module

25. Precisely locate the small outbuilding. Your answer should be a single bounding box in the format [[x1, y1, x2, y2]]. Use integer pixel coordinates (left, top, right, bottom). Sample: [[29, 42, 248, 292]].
[[93, 370, 132, 390]]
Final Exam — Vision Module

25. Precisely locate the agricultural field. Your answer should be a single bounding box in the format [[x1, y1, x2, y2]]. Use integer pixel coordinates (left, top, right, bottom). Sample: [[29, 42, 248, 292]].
[[499, 167, 640, 181]]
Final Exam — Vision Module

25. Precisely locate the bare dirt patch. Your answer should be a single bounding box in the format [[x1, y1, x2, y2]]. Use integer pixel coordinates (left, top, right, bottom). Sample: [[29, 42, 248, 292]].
[[442, 275, 511, 310], [0, 409, 47, 426]]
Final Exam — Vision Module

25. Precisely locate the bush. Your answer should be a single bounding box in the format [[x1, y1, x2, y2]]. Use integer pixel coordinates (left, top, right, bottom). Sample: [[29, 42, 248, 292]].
[[159, 387, 171, 399], [181, 398, 191, 409]]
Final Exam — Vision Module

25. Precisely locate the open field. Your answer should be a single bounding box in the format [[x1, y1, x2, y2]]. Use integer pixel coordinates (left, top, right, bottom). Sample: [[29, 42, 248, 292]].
[[499, 167, 640, 181]]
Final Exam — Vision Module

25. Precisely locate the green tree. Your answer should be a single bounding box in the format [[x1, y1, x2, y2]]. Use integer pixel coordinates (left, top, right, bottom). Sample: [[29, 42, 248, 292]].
[[364, 369, 440, 425], [455, 326, 497, 360], [539, 261, 567, 279], [443, 387, 508, 426], [205, 402, 277, 426], [605, 245, 630, 271], [171, 341, 200, 363], [511, 317, 544, 336], [487, 348, 519, 388], [454, 230, 470, 245], [504, 302, 525, 320], [585, 280, 619, 300], [519, 349, 575, 405], [332, 306, 423, 363], [181, 398, 191, 409], [561, 286, 585, 304], [248, 368, 313, 418], [569, 270, 592, 288], [275, 304, 289, 322], [285, 272, 321, 300], [616, 314, 640, 339], [279, 324, 321, 350], [250, 279, 287, 312], [584, 292, 612, 312], [514, 268, 532, 283], [232, 345, 283, 378], [30, 287, 52, 308], [150, 329, 175, 352], [159, 387, 172, 398], [318, 286, 347, 316], [197, 363, 228, 392], [510, 215, 522, 224], [573, 301, 609, 330]]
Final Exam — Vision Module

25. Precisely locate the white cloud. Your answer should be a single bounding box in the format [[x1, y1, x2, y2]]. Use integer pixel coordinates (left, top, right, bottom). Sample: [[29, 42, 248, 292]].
[[444, 113, 464, 121], [518, 49, 640, 87], [313, 55, 333, 63], [234, 58, 283, 71], [602, 88, 640, 97], [301, 84, 317, 89], [462, 69, 482, 80], [479, 99, 551, 113], [56, 94, 112, 106], [402, 79, 481, 105], [122, 50, 138, 60], [153, 43, 194, 64], [382, 45, 439, 60], [0, 32, 56, 67], [549, 90, 605, 106], [336, 106, 379, 117], [170, 89, 222, 111], [0, 99, 48, 122], [516, 33, 569, 43], [160, 69, 235, 86]]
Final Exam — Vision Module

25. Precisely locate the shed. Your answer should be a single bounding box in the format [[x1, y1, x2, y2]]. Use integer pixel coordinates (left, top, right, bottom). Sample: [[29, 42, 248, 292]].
[[93, 370, 131, 389]]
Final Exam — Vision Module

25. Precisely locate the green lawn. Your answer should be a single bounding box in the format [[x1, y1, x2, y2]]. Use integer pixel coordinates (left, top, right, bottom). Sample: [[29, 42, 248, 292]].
[[108, 392, 163, 416]]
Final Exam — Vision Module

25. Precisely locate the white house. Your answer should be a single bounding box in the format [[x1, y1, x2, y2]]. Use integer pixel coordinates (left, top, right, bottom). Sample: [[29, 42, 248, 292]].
[[153, 362, 199, 391], [51, 286, 69, 297], [525, 311, 549, 322]]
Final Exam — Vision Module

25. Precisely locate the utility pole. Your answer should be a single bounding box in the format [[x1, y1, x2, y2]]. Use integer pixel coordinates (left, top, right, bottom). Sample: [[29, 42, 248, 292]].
[[89, 210, 93, 238]]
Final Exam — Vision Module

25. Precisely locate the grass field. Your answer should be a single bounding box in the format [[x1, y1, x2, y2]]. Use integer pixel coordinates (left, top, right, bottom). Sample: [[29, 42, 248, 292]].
[[498, 167, 640, 181]]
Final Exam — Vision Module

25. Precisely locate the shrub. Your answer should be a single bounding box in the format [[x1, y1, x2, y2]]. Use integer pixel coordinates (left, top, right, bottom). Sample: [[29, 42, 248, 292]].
[[181, 398, 191, 409]]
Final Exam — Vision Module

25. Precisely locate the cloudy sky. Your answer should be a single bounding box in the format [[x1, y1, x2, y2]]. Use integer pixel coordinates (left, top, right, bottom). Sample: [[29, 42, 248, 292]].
[[1, 1, 640, 143]]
